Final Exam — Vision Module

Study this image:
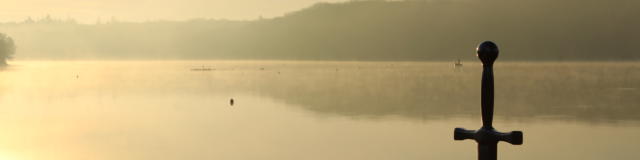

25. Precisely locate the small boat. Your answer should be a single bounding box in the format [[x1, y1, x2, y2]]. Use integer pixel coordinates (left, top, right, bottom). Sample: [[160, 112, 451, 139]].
[[454, 59, 463, 68], [191, 65, 212, 71]]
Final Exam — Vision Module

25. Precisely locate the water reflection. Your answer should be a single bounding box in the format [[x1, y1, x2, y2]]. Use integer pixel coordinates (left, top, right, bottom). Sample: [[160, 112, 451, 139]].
[[232, 62, 640, 123], [0, 61, 637, 160], [1, 61, 638, 124]]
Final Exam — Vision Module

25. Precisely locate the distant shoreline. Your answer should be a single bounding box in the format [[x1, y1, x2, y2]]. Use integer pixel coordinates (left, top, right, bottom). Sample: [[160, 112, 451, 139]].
[[7, 59, 640, 63]]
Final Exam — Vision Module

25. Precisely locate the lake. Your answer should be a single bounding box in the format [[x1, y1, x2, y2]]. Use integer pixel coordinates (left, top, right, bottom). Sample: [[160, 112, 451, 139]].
[[0, 61, 638, 160]]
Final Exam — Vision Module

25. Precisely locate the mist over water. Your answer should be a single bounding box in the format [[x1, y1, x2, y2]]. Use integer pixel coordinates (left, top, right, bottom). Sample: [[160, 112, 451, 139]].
[[0, 61, 638, 160]]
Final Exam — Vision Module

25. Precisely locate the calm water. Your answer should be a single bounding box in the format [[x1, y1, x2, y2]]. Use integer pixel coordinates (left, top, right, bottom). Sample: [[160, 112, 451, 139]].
[[0, 61, 638, 160]]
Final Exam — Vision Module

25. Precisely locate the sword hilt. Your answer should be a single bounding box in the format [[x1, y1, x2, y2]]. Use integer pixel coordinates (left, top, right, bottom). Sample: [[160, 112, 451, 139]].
[[477, 41, 498, 127], [453, 41, 523, 160]]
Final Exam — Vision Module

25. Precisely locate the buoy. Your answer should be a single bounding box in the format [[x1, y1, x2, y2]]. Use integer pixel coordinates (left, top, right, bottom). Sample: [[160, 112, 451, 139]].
[[230, 98, 235, 106]]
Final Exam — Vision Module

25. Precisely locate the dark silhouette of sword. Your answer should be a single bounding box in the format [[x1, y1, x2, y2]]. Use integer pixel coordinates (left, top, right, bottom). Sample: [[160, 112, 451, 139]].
[[454, 41, 523, 160]]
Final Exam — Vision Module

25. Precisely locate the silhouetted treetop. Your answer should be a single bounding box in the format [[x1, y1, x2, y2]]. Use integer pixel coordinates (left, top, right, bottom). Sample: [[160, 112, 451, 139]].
[[0, 33, 16, 65]]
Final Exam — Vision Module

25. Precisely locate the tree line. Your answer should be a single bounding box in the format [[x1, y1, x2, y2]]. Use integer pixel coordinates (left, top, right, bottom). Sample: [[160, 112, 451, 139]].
[[0, 0, 638, 61]]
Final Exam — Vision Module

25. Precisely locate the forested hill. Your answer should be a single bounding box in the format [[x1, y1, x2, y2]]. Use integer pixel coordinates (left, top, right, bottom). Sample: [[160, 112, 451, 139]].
[[1, 0, 639, 61]]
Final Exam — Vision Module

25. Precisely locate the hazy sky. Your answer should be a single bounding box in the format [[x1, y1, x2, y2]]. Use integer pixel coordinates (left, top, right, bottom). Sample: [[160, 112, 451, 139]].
[[1, 0, 348, 23]]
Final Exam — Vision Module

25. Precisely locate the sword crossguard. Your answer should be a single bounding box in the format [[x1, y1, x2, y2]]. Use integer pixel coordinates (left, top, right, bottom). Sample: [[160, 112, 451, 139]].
[[454, 127, 523, 145]]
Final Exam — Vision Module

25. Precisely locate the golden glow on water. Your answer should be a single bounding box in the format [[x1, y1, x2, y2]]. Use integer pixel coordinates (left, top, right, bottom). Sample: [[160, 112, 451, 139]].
[[0, 61, 637, 160]]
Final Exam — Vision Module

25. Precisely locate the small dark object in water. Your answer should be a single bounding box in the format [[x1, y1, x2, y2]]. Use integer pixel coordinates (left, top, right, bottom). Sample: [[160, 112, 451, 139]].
[[230, 98, 234, 106]]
